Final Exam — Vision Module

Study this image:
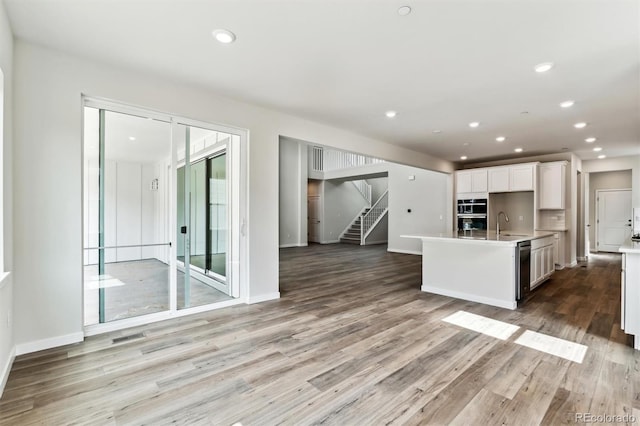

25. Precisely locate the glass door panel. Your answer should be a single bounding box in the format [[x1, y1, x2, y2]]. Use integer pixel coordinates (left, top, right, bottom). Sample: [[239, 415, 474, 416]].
[[208, 153, 227, 278], [83, 107, 172, 325], [176, 124, 233, 309]]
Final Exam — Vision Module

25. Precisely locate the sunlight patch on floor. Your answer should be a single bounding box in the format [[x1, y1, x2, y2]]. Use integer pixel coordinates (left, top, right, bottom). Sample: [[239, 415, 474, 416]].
[[515, 330, 587, 363], [442, 310, 520, 340], [85, 274, 126, 289]]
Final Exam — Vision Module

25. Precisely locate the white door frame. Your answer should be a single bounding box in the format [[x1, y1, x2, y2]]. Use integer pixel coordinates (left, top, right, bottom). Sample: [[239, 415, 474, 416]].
[[595, 188, 632, 253], [81, 96, 249, 336]]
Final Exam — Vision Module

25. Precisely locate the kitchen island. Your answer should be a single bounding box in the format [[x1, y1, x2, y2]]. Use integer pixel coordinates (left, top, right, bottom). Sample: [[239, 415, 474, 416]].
[[620, 239, 640, 349], [403, 231, 555, 310]]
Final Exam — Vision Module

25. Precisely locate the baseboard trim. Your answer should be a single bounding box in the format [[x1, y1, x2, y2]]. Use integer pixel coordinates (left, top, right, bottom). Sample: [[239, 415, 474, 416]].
[[247, 292, 281, 304], [568, 260, 578, 267], [421, 284, 517, 310], [321, 240, 341, 244], [0, 345, 15, 399], [15, 332, 84, 356], [387, 248, 421, 255], [279, 243, 308, 248]]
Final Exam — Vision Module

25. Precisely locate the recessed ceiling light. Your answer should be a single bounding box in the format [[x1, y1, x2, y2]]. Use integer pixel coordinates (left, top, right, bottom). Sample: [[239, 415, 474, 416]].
[[496, 136, 506, 142], [585, 137, 596, 143], [534, 62, 554, 73], [398, 6, 412, 16], [469, 122, 480, 128], [385, 110, 397, 118], [593, 147, 602, 152], [129, 136, 136, 141], [574, 122, 587, 129], [460, 156, 468, 160], [514, 148, 523, 153], [598, 155, 606, 159], [432, 130, 442, 134], [463, 142, 470, 146], [212, 29, 236, 44], [559, 100, 575, 108]]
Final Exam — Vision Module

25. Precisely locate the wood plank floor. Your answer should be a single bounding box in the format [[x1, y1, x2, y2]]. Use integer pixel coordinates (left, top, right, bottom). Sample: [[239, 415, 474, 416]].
[[1, 244, 639, 425]]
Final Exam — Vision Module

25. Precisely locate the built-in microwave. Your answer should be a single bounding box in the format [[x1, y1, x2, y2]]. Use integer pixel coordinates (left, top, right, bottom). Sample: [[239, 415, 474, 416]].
[[457, 198, 487, 230], [457, 198, 487, 215]]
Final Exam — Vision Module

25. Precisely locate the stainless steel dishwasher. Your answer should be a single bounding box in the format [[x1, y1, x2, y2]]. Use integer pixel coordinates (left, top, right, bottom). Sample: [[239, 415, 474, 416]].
[[516, 241, 531, 302]]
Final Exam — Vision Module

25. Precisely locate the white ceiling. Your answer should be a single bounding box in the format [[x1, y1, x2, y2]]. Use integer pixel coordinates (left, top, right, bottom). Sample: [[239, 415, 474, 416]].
[[84, 107, 171, 163], [6, 0, 640, 164]]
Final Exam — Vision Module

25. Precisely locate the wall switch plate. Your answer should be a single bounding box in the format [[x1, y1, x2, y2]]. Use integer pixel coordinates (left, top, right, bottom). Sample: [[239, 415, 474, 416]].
[[519, 216, 524, 221], [408, 175, 415, 181]]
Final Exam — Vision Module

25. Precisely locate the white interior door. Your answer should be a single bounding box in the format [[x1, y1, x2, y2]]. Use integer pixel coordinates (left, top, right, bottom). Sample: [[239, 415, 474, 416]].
[[308, 196, 321, 243], [597, 189, 632, 252]]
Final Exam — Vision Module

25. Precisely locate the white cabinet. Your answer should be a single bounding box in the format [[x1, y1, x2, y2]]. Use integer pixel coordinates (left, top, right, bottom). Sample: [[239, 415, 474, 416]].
[[530, 235, 554, 289], [488, 164, 536, 193], [538, 161, 566, 209], [456, 169, 488, 194], [620, 248, 640, 350], [488, 167, 510, 193], [471, 170, 488, 192], [457, 171, 472, 194], [510, 164, 535, 191]]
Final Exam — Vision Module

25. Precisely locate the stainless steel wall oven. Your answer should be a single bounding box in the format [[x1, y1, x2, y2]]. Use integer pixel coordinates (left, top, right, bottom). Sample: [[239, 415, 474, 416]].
[[457, 198, 487, 230]]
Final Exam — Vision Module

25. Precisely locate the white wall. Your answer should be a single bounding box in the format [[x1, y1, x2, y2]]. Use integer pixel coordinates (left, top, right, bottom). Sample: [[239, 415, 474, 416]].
[[12, 40, 453, 350], [583, 155, 640, 254], [583, 156, 640, 207], [364, 213, 388, 244], [323, 180, 368, 243], [0, 0, 14, 398], [587, 170, 632, 250], [367, 177, 388, 203], [279, 138, 307, 247], [388, 164, 452, 254], [84, 160, 162, 264]]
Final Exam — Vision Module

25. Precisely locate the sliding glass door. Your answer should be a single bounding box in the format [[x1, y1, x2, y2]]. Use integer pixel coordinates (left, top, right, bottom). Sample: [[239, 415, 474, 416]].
[[83, 106, 172, 325], [175, 124, 232, 309], [83, 100, 243, 329]]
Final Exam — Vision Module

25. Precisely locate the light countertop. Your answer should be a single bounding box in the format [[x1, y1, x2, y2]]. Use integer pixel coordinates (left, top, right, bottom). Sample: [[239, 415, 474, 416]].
[[402, 230, 555, 246], [620, 239, 640, 254]]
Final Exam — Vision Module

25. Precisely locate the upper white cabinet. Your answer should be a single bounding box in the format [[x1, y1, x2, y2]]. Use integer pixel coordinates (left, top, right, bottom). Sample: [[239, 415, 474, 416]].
[[488, 167, 510, 193], [456, 169, 488, 194], [538, 161, 566, 210], [488, 163, 535, 193], [510, 164, 535, 191], [456, 171, 472, 194]]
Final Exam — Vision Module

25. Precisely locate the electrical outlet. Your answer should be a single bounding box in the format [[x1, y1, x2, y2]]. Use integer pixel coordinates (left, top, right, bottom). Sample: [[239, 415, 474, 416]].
[[439, 215, 443, 220]]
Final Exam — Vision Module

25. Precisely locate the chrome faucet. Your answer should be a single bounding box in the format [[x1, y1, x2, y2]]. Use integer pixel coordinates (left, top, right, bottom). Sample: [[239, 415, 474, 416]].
[[497, 211, 510, 235]]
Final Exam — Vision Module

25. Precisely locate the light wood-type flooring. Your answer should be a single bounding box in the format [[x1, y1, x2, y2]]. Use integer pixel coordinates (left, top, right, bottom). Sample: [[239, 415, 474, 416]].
[[1, 244, 638, 425]]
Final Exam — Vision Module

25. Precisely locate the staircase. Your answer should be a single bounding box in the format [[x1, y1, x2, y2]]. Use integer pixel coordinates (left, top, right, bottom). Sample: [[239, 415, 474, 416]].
[[339, 189, 389, 245], [340, 209, 369, 244]]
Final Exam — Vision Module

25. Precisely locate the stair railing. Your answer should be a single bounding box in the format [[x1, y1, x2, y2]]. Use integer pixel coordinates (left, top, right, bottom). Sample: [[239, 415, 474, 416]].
[[311, 146, 385, 173], [361, 190, 389, 244]]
